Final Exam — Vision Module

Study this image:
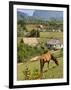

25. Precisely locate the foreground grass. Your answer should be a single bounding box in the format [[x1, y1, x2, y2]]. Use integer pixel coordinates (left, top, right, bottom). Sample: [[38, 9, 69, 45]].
[[17, 55, 63, 80], [43, 57, 63, 79]]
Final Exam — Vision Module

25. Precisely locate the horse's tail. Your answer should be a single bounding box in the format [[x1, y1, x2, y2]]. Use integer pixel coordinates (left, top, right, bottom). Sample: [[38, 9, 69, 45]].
[[51, 54, 59, 66]]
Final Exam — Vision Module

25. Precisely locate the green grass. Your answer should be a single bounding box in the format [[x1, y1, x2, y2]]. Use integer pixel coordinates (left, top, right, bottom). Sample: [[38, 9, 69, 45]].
[[17, 61, 40, 80], [17, 50, 63, 80], [43, 57, 63, 79], [40, 32, 63, 41]]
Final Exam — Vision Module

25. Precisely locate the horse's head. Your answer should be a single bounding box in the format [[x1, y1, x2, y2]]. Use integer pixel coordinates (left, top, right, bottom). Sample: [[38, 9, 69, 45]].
[[54, 59, 59, 66], [51, 55, 59, 66]]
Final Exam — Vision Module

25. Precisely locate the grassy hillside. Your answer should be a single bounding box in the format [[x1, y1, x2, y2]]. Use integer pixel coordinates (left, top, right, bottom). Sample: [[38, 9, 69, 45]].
[[17, 50, 63, 80], [17, 57, 63, 80]]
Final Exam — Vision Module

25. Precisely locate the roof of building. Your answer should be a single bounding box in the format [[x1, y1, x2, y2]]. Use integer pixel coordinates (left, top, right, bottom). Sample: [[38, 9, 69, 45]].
[[47, 39, 63, 45], [23, 38, 39, 46]]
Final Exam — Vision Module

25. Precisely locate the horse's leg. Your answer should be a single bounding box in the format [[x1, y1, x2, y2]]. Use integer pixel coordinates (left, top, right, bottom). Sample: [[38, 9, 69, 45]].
[[40, 60, 43, 73], [40, 60, 44, 79], [48, 61, 49, 69]]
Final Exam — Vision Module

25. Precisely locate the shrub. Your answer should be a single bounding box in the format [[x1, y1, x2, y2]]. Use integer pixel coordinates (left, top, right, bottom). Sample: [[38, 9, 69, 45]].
[[23, 66, 30, 80]]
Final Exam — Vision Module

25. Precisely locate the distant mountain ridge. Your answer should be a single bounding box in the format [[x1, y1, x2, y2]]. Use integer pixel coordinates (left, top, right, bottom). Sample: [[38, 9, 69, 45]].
[[33, 10, 63, 20], [17, 10, 63, 21], [17, 11, 28, 21]]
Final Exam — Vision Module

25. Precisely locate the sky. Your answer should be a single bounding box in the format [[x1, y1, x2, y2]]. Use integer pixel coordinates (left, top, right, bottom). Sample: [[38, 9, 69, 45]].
[[17, 9, 35, 16]]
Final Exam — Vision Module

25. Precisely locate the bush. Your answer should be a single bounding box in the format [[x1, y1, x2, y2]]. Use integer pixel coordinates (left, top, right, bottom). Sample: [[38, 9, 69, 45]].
[[23, 66, 30, 80]]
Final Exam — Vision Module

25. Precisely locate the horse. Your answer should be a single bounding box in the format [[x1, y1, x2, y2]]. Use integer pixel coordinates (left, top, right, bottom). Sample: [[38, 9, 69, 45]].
[[30, 51, 59, 79], [39, 52, 59, 74]]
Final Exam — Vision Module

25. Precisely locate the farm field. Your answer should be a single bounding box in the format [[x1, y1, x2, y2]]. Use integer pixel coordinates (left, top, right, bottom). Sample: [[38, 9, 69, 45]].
[[40, 32, 63, 41], [17, 50, 63, 80]]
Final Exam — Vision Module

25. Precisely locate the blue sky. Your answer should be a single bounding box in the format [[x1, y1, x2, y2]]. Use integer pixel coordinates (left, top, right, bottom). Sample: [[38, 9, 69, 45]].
[[17, 9, 35, 16]]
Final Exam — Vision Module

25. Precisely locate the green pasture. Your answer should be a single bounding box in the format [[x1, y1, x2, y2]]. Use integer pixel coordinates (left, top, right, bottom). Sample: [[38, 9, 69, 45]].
[[40, 32, 63, 41], [17, 50, 63, 80]]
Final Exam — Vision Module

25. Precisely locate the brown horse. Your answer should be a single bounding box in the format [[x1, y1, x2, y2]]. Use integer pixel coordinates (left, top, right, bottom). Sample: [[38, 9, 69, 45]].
[[39, 52, 59, 74]]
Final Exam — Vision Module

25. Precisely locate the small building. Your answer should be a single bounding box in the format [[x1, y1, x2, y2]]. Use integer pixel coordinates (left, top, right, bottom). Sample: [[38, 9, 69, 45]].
[[47, 39, 63, 50]]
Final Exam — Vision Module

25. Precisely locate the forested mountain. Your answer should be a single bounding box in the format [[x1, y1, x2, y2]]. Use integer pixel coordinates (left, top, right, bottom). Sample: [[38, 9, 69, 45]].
[[33, 10, 63, 21], [17, 10, 63, 23]]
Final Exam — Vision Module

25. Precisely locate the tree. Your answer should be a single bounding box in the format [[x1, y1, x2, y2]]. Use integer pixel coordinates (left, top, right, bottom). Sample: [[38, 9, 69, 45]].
[[29, 29, 40, 37], [47, 19, 63, 31], [17, 39, 24, 62], [17, 20, 27, 37], [17, 25, 24, 37]]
